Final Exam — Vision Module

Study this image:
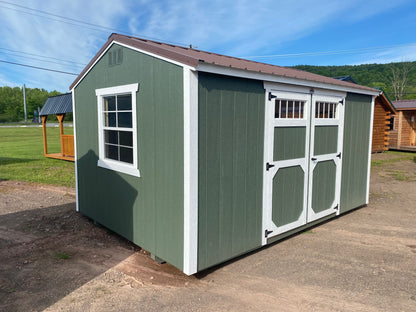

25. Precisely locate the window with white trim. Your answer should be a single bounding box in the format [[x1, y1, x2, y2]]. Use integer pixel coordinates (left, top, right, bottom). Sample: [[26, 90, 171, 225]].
[[96, 83, 140, 177]]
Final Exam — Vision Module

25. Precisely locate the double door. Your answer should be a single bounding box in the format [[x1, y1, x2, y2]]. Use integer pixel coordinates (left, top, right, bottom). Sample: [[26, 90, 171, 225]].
[[262, 90, 344, 243]]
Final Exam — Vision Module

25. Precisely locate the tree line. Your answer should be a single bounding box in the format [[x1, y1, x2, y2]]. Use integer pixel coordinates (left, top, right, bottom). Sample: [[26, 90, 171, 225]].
[[292, 61, 416, 100], [0, 86, 62, 123], [0, 62, 415, 122]]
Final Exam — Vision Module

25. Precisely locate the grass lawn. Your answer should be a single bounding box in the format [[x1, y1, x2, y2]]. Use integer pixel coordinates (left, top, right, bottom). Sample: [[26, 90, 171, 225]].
[[0, 127, 75, 187]]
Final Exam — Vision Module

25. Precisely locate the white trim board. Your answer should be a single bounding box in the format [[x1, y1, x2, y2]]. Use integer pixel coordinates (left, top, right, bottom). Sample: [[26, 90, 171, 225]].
[[366, 95, 376, 204], [200, 63, 379, 96], [183, 68, 199, 275], [72, 91, 79, 212], [71, 41, 195, 91]]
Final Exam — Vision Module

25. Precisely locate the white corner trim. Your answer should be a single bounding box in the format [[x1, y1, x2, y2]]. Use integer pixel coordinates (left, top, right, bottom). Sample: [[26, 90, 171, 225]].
[[198, 63, 379, 96], [72, 90, 79, 212], [183, 67, 198, 275], [366, 95, 376, 204]]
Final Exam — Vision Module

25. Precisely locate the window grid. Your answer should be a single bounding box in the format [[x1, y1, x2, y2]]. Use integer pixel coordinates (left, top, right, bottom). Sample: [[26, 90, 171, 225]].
[[275, 99, 305, 119], [315, 101, 338, 119], [102, 94, 133, 164]]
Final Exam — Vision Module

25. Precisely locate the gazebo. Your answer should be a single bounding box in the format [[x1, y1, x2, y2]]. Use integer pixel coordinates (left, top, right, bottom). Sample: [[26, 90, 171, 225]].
[[39, 93, 74, 161]]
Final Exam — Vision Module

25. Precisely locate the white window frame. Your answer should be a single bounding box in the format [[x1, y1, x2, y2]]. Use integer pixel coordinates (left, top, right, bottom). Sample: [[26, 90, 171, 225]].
[[96, 83, 140, 177]]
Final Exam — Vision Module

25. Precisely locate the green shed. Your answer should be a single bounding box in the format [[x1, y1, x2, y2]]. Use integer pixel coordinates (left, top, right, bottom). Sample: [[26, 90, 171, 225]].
[[70, 33, 379, 275]]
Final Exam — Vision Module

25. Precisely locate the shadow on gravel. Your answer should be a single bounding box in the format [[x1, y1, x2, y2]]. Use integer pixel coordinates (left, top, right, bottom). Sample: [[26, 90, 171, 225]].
[[0, 202, 137, 312]]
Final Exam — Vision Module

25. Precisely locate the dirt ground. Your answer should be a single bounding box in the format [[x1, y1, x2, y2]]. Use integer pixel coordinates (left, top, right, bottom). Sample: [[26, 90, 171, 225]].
[[0, 153, 415, 312]]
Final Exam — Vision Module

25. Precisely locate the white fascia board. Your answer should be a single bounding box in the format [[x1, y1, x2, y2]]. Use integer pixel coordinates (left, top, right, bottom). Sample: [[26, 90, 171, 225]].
[[183, 67, 198, 275], [366, 95, 376, 204], [198, 63, 380, 96], [71, 90, 79, 212], [71, 41, 196, 91], [264, 82, 346, 98]]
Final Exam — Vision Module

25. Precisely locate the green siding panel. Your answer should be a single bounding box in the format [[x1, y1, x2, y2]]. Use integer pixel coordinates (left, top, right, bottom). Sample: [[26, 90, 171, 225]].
[[272, 166, 304, 227], [274, 127, 306, 161], [198, 73, 265, 271], [314, 126, 338, 155], [340, 93, 372, 213], [74, 44, 184, 270], [311, 160, 336, 213]]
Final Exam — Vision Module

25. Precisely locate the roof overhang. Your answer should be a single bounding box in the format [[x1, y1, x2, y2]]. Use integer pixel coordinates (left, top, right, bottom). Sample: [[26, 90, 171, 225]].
[[70, 36, 196, 91], [197, 62, 380, 96]]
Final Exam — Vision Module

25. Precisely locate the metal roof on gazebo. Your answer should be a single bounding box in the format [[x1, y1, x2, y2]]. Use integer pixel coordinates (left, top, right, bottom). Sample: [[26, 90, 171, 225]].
[[40, 93, 72, 116]]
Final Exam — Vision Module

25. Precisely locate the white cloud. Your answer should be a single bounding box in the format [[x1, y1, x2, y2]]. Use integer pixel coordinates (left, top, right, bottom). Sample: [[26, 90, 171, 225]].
[[0, 0, 413, 91]]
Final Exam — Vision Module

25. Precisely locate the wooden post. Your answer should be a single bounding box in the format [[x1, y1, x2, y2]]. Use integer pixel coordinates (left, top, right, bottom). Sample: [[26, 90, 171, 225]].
[[42, 115, 48, 156], [57, 114, 65, 155]]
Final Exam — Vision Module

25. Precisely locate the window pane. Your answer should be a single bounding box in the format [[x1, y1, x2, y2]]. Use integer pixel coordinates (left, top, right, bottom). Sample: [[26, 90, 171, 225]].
[[118, 112, 132, 128], [104, 130, 118, 144], [104, 112, 116, 127], [120, 147, 133, 164], [105, 144, 118, 161], [104, 96, 116, 111], [117, 94, 132, 111], [119, 131, 133, 147]]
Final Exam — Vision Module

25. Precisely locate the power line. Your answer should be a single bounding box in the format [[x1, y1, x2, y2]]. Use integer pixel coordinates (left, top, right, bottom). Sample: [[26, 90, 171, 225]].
[[0, 47, 86, 66], [241, 43, 416, 59], [0, 50, 85, 69], [0, 59, 78, 75], [0, 1, 189, 47]]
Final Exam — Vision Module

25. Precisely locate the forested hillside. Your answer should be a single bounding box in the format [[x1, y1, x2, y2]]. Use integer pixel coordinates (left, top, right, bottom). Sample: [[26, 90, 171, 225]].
[[1, 62, 415, 122], [0, 86, 61, 122], [293, 61, 416, 100]]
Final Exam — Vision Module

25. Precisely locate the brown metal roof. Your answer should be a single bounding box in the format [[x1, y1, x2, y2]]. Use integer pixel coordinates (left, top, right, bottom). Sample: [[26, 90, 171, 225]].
[[392, 99, 416, 110], [70, 33, 378, 94]]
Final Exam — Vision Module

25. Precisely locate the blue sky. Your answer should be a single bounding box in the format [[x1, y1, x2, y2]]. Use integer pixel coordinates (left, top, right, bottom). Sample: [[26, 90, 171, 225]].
[[0, 0, 415, 92]]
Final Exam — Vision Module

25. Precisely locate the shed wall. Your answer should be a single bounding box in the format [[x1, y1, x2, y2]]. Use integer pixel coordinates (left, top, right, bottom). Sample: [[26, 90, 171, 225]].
[[197, 73, 265, 271], [74, 44, 185, 269], [340, 93, 372, 213]]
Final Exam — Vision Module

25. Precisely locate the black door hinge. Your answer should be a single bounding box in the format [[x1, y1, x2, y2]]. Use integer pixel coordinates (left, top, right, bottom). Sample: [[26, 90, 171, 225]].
[[337, 152, 341, 159], [268, 92, 277, 101], [266, 162, 275, 171], [334, 204, 339, 211], [339, 100, 344, 105], [311, 157, 317, 161], [265, 229, 273, 238]]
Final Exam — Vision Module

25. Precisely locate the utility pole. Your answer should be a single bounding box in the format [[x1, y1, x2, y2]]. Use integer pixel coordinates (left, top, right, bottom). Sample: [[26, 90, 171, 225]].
[[23, 84, 27, 123]]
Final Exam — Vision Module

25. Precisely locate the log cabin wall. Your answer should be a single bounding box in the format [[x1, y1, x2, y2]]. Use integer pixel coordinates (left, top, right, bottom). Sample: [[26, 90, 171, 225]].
[[372, 97, 391, 152], [389, 112, 400, 148], [401, 111, 416, 146]]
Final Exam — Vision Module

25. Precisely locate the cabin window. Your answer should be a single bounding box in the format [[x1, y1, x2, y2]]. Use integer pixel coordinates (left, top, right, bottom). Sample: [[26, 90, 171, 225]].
[[95, 83, 140, 177], [388, 116, 394, 131]]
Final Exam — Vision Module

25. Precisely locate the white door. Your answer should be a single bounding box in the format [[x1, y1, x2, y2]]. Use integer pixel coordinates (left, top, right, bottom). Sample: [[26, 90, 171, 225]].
[[262, 91, 344, 244], [262, 91, 310, 244], [307, 95, 344, 222]]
